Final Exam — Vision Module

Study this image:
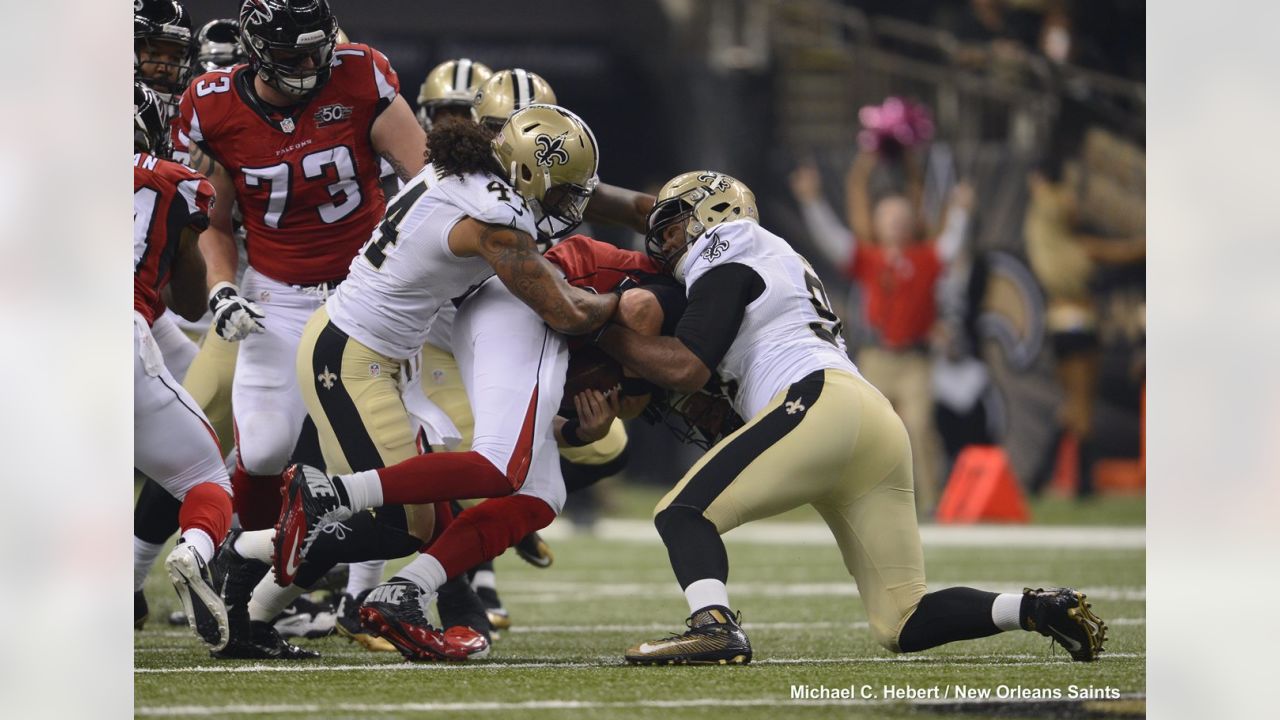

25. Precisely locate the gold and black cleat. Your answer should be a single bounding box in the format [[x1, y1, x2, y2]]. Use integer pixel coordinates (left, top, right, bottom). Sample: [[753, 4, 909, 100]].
[[1023, 587, 1108, 662], [625, 606, 752, 665], [514, 531, 554, 569], [335, 591, 397, 652]]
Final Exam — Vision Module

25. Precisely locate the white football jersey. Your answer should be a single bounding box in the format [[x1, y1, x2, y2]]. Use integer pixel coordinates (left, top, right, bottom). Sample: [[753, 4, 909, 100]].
[[326, 163, 536, 359], [680, 219, 857, 419]]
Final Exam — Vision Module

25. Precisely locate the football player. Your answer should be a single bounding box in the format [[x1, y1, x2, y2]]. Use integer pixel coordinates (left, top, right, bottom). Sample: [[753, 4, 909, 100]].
[[270, 104, 622, 660], [593, 171, 1108, 664], [133, 82, 233, 651], [135, 0, 193, 115], [177, 0, 426, 534], [417, 58, 493, 130]]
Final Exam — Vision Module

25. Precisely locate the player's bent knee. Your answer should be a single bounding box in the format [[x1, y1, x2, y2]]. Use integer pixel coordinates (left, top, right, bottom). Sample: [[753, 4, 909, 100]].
[[235, 414, 298, 475]]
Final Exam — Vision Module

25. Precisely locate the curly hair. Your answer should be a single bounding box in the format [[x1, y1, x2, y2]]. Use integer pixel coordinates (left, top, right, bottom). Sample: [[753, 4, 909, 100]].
[[427, 116, 500, 179]]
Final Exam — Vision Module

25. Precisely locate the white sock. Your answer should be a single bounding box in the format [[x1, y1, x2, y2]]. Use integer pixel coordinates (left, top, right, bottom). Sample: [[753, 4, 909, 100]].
[[248, 575, 307, 622], [394, 554, 448, 596], [341, 469, 383, 512], [233, 529, 274, 562], [345, 560, 386, 596], [684, 578, 730, 615], [471, 569, 497, 591], [134, 537, 166, 592], [991, 592, 1025, 632], [180, 529, 216, 565]]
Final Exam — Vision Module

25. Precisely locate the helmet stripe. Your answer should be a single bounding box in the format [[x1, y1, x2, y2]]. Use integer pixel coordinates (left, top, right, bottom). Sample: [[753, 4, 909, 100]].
[[514, 68, 530, 109], [455, 58, 472, 92]]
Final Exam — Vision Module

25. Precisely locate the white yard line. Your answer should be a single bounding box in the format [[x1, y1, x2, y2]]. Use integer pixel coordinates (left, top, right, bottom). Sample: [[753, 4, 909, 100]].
[[137, 693, 1147, 716], [497, 582, 1146, 602], [135, 652, 1144, 674], [541, 518, 1144, 549]]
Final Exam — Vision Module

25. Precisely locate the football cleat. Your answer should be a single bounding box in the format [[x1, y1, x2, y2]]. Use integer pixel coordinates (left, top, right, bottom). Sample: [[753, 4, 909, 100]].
[[358, 580, 474, 661], [437, 575, 492, 656], [1022, 587, 1108, 662], [514, 531, 554, 569], [475, 585, 511, 632], [164, 541, 230, 651], [335, 590, 397, 652], [273, 464, 352, 586], [272, 596, 337, 639], [625, 606, 752, 665], [212, 620, 321, 660], [210, 528, 270, 650], [134, 590, 149, 630]]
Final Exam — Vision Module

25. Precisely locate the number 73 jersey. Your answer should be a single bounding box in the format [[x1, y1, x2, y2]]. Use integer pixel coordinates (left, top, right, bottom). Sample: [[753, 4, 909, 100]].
[[178, 43, 401, 285], [682, 219, 858, 420]]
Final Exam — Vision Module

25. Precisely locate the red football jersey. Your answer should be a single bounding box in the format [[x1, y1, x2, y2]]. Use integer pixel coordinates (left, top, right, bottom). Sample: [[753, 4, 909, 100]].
[[545, 234, 662, 293], [178, 44, 401, 285], [134, 153, 215, 326]]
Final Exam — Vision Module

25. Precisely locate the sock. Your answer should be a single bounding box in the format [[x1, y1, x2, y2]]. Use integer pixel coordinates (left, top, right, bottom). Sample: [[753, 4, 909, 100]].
[[394, 554, 449, 596], [684, 578, 730, 615], [897, 587, 1002, 653], [178, 482, 232, 557], [654, 505, 728, 587], [991, 592, 1025, 632], [231, 465, 287, 530], [471, 567, 497, 591], [340, 470, 383, 513], [427, 494, 556, 579], [134, 477, 181, 543], [180, 529, 216, 564], [233, 529, 275, 563], [247, 574, 307, 622], [134, 538, 165, 592], [345, 560, 386, 597], [373, 451, 512, 507]]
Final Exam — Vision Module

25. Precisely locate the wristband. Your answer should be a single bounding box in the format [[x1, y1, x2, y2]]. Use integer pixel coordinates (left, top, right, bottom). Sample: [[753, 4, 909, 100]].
[[208, 281, 240, 312], [560, 419, 591, 447]]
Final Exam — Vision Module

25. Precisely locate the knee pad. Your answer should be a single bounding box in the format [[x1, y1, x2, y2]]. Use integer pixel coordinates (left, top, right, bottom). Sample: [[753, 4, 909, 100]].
[[235, 412, 297, 475]]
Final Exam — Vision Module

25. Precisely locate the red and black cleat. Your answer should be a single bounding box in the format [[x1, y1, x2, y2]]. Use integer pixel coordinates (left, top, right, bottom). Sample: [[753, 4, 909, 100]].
[[358, 580, 484, 661], [272, 464, 350, 586]]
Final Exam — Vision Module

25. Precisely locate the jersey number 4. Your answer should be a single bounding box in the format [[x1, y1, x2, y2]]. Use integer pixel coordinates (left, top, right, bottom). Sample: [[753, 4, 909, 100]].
[[362, 179, 430, 269], [241, 146, 362, 228]]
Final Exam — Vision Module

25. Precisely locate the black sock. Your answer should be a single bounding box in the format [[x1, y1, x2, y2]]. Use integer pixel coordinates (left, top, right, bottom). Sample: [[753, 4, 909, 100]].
[[561, 448, 631, 494], [654, 505, 727, 588], [897, 587, 1003, 652], [134, 478, 181, 544]]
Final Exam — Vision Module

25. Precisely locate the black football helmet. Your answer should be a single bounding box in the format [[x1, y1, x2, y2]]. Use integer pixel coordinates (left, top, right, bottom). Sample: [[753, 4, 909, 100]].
[[194, 19, 248, 73], [134, 0, 194, 99], [135, 81, 171, 157], [239, 0, 338, 99]]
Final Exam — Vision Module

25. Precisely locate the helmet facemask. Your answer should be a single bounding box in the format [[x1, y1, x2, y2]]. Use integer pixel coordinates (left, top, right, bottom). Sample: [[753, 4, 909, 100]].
[[250, 33, 335, 98], [644, 189, 704, 282], [530, 175, 599, 244]]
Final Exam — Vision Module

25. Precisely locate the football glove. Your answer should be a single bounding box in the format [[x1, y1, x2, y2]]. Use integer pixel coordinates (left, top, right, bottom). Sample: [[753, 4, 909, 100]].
[[209, 282, 265, 341]]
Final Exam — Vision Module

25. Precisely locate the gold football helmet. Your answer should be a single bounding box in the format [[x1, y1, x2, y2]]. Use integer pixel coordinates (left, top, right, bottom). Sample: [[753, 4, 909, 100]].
[[472, 69, 557, 134], [491, 103, 599, 243], [417, 58, 494, 129], [645, 171, 758, 280]]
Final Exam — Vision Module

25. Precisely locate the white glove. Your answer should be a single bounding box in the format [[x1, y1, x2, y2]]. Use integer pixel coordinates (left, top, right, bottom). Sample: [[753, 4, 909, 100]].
[[208, 281, 265, 341]]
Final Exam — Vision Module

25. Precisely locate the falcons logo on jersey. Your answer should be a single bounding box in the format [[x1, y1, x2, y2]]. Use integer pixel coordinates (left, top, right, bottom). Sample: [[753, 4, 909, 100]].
[[534, 133, 570, 167]]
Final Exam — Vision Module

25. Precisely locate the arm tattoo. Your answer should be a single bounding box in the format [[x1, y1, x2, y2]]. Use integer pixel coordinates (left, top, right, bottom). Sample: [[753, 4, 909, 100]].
[[381, 151, 412, 183], [478, 223, 615, 335]]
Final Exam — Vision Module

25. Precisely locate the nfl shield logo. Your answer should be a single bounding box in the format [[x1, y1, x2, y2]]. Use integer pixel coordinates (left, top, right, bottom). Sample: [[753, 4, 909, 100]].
[[280, 117, 295, 133]]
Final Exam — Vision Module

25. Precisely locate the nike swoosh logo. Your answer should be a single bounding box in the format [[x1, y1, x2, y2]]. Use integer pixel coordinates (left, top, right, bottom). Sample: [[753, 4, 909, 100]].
[[284, 531, 304, 577], [1049, 627, 1083, 652]]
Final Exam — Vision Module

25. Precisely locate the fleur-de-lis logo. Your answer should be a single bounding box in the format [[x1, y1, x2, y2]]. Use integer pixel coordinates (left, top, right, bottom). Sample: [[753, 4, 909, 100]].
[[533, 133, 570, 168], [317, 366, 337, 390], [700, 231, 730, 262], [785, 398, 807, 415]]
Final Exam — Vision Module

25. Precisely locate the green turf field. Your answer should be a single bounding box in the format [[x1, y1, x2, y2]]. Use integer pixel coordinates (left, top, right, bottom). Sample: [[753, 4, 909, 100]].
[[134, 486, 1144, 719]]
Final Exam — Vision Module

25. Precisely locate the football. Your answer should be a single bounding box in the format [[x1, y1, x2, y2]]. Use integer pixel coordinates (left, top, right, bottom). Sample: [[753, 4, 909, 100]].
[[561, 345, 624, 414]]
